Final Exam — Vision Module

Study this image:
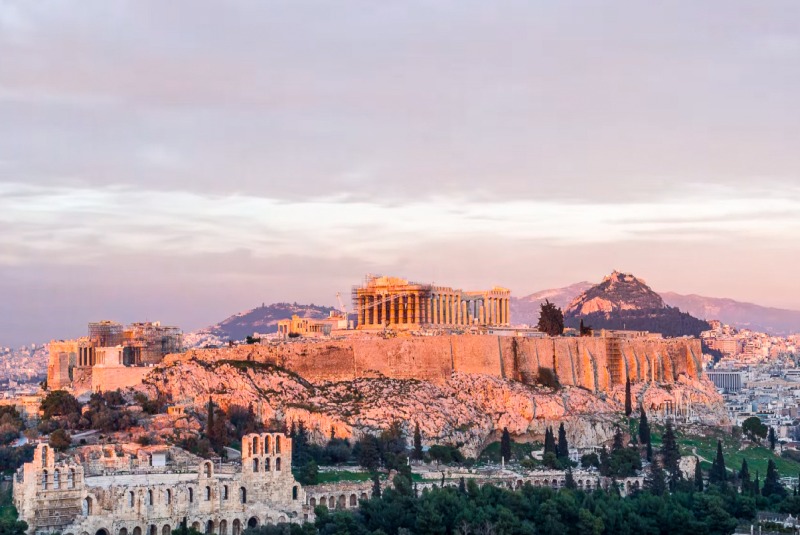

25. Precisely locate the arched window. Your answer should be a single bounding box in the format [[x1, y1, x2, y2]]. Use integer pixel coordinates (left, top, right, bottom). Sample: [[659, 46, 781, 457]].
[[252, 436, 260, 455], [188, 488, 194, 503], [328, 496, 335, 509], [128, 491, 135, 507], [42, 470, 48, 490], [147, 490, 153, 506], [205, 486, 211, 501], [162, 526, 170, 535], [149, 525, 157, 535], [165, 489, 172, 505], [223, 486, 229, 500], [41, 446, 48, 468], [82, 496, 92, 516], [309, 497, 316, 507], [292, 486, 298, 500], [275, 458, 281, 471], [205, 521, 213, 534], [275, 436, 282, 454], [219, 520, 227, 535], [68, 469, 76, 489], [239, 487, 247, 504], [349, 494, 357, 507], [53, 469, 61, 489], [265, 436, 272, 454], [252, 458, 259, 472], [232, 520, 241, 535], [264, 458, 270, 471], [204, 462, 212, 478]]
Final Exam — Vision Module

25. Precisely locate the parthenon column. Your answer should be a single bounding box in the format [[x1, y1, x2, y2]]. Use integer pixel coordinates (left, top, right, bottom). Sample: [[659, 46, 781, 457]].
[[414, 294, 420, 324], [505, 299, 510, 325], [359, 296, 366, 326], [433, 295, 439, 325], [389, 295, 396, 325], [381, 297, 388, 326]]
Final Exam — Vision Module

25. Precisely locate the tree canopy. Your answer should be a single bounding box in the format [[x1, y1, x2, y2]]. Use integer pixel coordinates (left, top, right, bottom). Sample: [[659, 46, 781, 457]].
[[537, 300, 564, 336]]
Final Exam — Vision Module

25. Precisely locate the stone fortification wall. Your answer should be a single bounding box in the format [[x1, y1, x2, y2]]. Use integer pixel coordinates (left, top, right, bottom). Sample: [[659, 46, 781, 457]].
[[91, 365, 151, 394], [171, 335, 703, 392]]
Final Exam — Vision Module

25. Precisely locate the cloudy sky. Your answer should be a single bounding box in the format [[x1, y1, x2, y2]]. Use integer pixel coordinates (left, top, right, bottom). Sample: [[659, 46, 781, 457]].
[[1, 1, 799, 346]]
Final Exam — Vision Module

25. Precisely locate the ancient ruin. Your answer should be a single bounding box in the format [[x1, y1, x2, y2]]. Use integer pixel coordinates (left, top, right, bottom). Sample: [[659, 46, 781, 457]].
[[14, 435, 305, 535], [353, 275, 511, 329]]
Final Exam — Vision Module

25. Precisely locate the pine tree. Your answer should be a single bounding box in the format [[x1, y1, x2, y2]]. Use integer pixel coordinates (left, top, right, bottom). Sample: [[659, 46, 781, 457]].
[[537, 300, 564, 336], [557, 423, 569, 460], [739, 458, 751, 495], [645, 459, 667, 496], [769, 427, 777, 451], [544, 427, 557, 456], [762, 459, 786, 498], [709, 439, 727, 487], [413, 422, 423, 461], [661, 420, 681, 488], [638, 407, 651, 445], [694, 457, 704, 492], [371, 471, 381, 498], [500, 427, 512, 462], [625, 378, 632, 417]]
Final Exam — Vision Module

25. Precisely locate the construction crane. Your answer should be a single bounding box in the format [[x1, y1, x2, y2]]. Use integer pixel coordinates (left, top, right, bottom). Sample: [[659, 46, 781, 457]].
[[336, 292, 348, 317]]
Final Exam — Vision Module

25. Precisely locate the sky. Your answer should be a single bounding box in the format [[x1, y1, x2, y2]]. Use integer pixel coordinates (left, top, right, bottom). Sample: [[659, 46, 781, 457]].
[[1, 1, 800, 346]]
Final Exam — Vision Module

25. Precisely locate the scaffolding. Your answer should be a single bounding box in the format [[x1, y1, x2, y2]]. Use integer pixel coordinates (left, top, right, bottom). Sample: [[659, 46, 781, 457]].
[[606, 336, 624, 386], [88, 321, 123, 347]]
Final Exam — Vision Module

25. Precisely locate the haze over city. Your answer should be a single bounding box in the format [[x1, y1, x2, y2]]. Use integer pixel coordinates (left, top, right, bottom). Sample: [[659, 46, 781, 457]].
[[1, 0, 799, 346]]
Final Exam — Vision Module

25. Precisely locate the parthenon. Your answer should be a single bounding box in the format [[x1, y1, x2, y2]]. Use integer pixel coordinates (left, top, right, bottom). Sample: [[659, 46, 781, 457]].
[[353, 275, 511, 329]]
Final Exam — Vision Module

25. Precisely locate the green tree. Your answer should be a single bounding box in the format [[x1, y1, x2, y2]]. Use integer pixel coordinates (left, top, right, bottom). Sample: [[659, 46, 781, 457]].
[[739, 458, 751, 495], [537, 300, 564, 336], [742, 416, 768, 443], [544, 427, 557, 456], [660, 420, 681, 489], [557, 423, 569, 461], [371, 471, 381, 498], [413, 422, 423, 461], [40, 390, 81, 421], [48, 428, 71, 451], [296, 460, 318, 485], [624, 378, 632, 417], [579, 319, 593, 337], [645, 459, 667, 496], [358, 435, 381, 472], [762, 459, 786, 498], [695, 457, 704, 492], [638, 407, 651, 450], [565, 467, 577, 489], [709, 439, 727, 487], [769, 427, 777, 451], [500, 427, 512, 463], [612, 427, 624, 452]]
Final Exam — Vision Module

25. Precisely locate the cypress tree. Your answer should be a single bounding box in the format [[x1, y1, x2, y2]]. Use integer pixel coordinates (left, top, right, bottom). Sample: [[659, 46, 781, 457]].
[[544, 426, 557, 456], [638, 407, 651, 445], [500, 427, 512, 462], [694, 457, 704, 492], [762, 459, 786, 498], [753, 471, 760, 496], [557, 423, 569, 460], [625, 378, 632, 417], [645, 459, 667, 496], [413, 422, 423, 461], [739, 458, 751, 495], [646, 440, 653, 463], [565, 467, 576, 490], [458, 476, 466, 494], [371, 471, 381, 498], [612, 427, 624, 453], [709, 440, 727, 486], [769, 427, 777, 451], [600, 446, 611, 477], [661, 420, 681, 488], [206, 397, 214, 438]]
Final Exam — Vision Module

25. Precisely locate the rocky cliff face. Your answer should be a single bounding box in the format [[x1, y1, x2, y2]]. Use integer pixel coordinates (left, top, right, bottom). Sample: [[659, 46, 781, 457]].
[[140, 355, 726, 457]]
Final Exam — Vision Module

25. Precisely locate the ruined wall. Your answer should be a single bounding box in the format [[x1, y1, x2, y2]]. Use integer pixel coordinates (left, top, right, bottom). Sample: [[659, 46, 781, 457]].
[[173, 335, 703, 392], [91, 366, 150, 394]]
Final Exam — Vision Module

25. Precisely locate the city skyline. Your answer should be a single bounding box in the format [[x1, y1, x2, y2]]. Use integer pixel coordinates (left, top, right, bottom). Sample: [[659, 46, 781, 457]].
[[2, 1, 800, 345]]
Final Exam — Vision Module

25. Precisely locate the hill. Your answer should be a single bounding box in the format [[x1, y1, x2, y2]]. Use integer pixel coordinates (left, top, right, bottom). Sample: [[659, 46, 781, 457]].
[[510, 282, 593, 325], [563, 271, 710, 337], [185, 302, 338, 347]]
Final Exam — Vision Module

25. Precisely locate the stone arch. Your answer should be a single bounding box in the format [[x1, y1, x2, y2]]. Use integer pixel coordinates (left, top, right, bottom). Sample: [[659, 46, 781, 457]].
[[264, 458, 270, 471], [232, 520, 241, 535], [128, 491, 135, 507], [41, 446, 48, 468], [265, 517, 273, 526], [166, 489, 172, 504], [265, 435, 272, 454], [82, 496, 93, 516], [191, 523, 200, 532], [96, 529, 110, 535], [275, 458, 281, 471], [293, 486, 299, 500], [149, 525, 157, 535], [252, 458, 259, 472], [247, 517, 258, 529], [147, 489, 153, 506], [205, 486, 211, 501], [204, 461, 213, 478], [551, 479, 557, 488], [132, 528, 142, 535], [188, 487, 194, 503], [516, 479, 523, 489], [205, 520, 214, 534], [276, 435, 282, 454], [223, 485, 229, 500], [349, 494, 357, 507], [119, 529, 128, 535], [309, 497, 316, 507], [239, 487, 247, 504], [161, 526, 170, 535], [68, 468, 76, 489], [277, 517, 285, 524], [360, 493, 368, 501], [42, 469, 48, 490], [328, 496, 335, 509], [252, 436, 260, 455], [218, 520, 227, 535], [54, 469, 61, 489]]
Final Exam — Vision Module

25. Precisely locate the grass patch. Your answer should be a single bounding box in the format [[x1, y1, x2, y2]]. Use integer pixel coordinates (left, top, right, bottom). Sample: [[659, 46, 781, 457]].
[[314, 471, 373, 484], [479, 441, 538, 463]]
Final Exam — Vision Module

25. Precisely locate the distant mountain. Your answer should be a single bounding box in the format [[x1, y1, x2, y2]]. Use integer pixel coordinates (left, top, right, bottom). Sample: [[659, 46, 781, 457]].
[[514, 278, 800, 336], [660, 293, 800, 335], [510, 282, 593, 326], [186, 302, 338, 347], [562, 271, 710, 337]]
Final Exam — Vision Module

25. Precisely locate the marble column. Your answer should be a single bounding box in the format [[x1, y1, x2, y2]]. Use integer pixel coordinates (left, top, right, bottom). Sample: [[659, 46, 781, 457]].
[[414, 294, 420, 324], [389, 294, 396, 325]]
